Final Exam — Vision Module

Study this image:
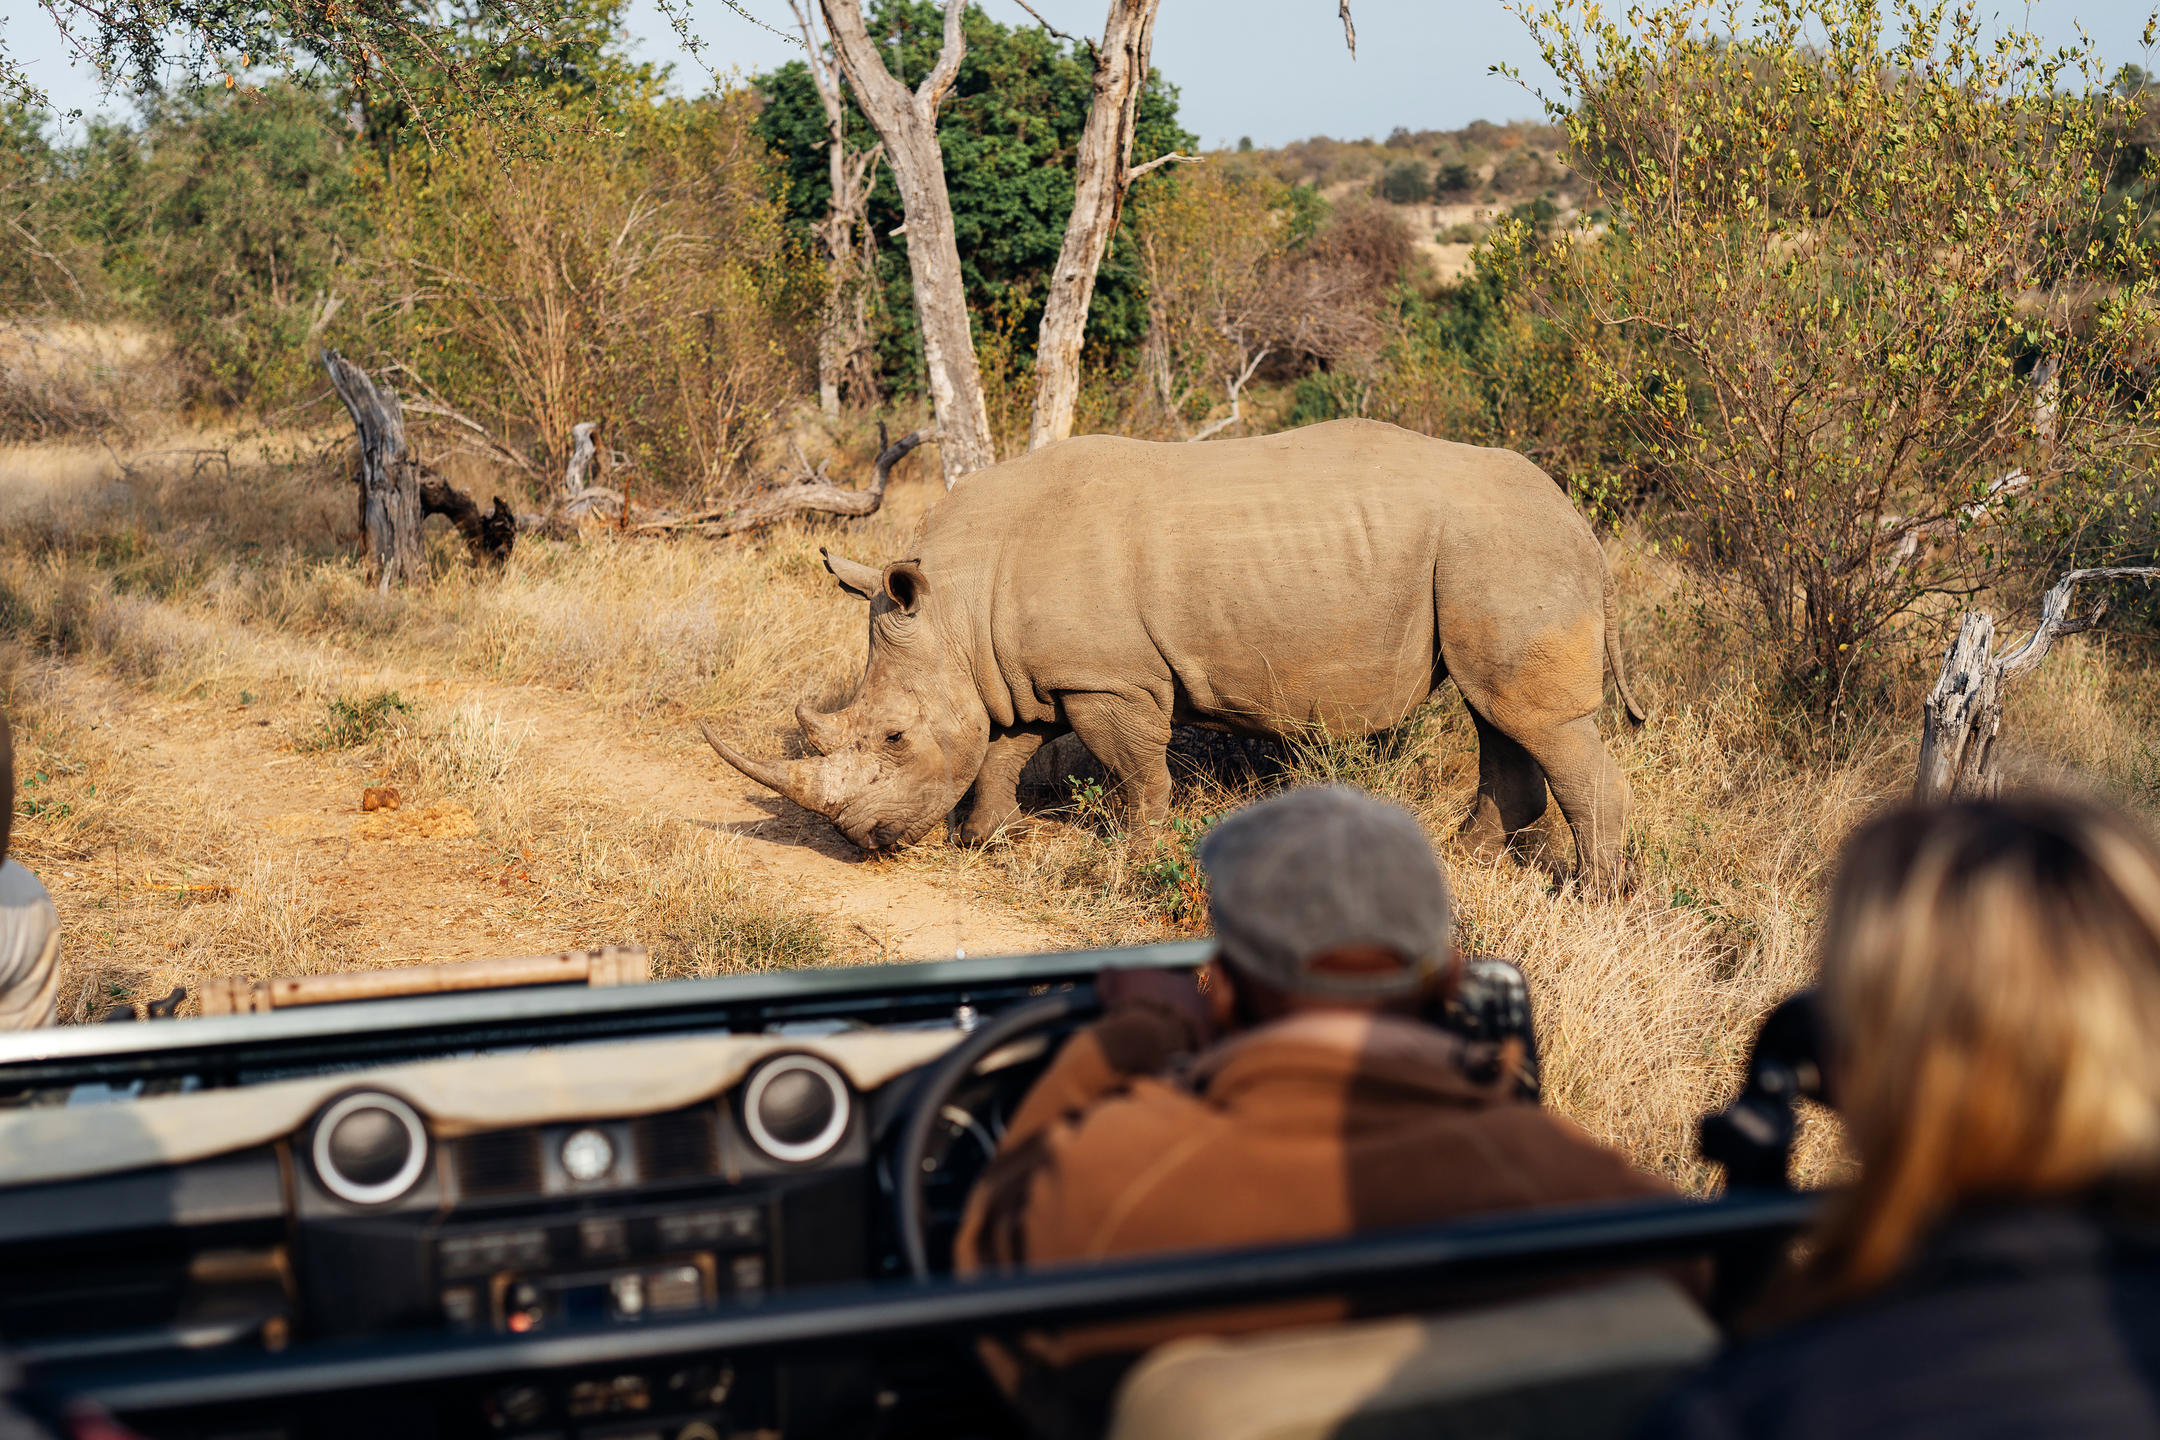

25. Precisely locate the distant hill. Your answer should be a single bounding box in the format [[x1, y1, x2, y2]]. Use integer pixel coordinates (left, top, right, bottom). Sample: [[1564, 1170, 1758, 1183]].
[[1222, 121, 1593, 282]]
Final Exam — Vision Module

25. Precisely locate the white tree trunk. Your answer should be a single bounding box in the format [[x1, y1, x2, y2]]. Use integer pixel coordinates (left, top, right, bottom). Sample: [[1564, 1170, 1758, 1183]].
[[820, 0, 994, 487], [792, 0, 884, 418], [1027, 0, 1163, 450]]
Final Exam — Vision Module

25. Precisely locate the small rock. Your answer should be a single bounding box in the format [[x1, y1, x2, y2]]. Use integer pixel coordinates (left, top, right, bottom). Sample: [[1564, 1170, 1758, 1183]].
[[361, 786, 402, 813]]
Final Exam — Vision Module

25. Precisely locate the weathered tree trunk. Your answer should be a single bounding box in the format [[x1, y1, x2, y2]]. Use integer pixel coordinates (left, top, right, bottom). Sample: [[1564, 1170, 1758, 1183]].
[[564, 420, 599, 496], [1916, 566, 2160, 803], [637, 425, 931, 536], [325, 350, 517, 574], [323, 350, 426, 591], [1027, 0, 1166, 450], [820, 0, 993, 487], [791, 0, 886, 418], [819, 0, 1354, 477]]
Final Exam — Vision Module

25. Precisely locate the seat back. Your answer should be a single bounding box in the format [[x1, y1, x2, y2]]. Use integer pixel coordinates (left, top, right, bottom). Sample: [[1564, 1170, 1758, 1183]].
[[1107, 1275, 1716, 1440]]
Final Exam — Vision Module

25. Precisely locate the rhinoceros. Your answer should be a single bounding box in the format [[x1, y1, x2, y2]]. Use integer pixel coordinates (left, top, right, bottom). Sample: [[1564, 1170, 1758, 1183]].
[[699, 419, 1645, 881]]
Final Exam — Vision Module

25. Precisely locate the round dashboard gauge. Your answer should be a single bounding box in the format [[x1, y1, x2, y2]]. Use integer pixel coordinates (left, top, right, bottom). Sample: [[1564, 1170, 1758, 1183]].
[[742, 1054, 851, 1164], [560, 1126, 616, 1184], [313, 1092, 429, 1206]]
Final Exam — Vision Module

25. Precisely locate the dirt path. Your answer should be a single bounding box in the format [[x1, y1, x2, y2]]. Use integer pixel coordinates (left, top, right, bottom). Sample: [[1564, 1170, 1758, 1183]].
[[442, 674, 1063, 962], [36, 659, 1062, 980]]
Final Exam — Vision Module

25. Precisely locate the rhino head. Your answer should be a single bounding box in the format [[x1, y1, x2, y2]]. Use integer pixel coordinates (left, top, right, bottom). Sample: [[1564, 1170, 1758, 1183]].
[[699, 548, 988, 851]]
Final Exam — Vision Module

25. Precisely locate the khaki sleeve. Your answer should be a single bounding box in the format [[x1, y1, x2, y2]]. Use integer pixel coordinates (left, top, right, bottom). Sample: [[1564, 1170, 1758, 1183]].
[[0, 913, 60, 1031], [955, 1006, 1193, 1275]]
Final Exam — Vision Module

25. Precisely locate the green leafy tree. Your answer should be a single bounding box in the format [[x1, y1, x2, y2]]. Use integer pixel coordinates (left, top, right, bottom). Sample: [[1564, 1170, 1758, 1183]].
[[1377, 158, 1429, 203], [70, 80, 370, 406], [6, 0, 677, 149], [0, 105, 101, 313], [754, 0, 1193, 407], [1432, 161, 1474, 198], [349, 0, 668, 161]]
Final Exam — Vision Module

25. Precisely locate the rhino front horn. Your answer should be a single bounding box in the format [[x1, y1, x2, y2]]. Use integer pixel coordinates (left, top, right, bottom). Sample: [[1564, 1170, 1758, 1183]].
[[695, 720, 843, 820]]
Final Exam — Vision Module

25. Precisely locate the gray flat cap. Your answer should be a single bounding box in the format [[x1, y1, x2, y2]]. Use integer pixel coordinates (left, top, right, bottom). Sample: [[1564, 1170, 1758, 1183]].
[[1199, 785, 1454, 997]]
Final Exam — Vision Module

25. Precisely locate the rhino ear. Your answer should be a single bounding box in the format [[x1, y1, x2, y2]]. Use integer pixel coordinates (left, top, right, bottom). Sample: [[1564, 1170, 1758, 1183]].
[[883, 560, 928, 615], [821, 547, 884, 602]]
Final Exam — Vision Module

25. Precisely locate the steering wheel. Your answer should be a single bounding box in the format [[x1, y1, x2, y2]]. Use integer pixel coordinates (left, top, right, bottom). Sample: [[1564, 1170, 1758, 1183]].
[[893, 991, 1092, 1280]]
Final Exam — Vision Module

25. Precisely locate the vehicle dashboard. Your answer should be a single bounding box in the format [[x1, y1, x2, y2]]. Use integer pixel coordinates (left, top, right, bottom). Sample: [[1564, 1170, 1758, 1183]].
[[0, 949, 1128, 1440]]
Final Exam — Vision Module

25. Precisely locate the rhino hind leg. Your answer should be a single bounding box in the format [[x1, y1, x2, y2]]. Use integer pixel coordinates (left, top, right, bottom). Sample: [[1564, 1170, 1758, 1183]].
[[1459, 708, 1550, 860], [958, 723, 1057, 845], [1061, 692, 1174, 835], [1512, 712, 1631, 888]]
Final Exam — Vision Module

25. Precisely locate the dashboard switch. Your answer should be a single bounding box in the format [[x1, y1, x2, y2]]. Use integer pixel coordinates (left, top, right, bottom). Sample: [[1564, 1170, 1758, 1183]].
[[580, 1215, 628, 1260], [648, 1265, 705, 1314]]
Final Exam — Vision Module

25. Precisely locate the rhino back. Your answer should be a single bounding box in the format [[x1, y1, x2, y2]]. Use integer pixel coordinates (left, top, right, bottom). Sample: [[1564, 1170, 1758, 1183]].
[[923, 420, 1605, 734]]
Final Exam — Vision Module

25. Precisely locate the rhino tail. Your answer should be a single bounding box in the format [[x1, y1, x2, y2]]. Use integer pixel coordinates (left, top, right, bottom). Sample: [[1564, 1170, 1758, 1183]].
[[1603, 567, 1648, 726]]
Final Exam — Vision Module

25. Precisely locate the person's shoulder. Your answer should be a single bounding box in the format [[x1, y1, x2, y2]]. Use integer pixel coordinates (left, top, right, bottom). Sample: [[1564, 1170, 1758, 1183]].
[[0, 861, 52, 913]]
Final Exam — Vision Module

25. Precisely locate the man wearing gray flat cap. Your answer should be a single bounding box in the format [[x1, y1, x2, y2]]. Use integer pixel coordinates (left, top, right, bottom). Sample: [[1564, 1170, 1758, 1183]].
[[957, 785, 1672, 1423]]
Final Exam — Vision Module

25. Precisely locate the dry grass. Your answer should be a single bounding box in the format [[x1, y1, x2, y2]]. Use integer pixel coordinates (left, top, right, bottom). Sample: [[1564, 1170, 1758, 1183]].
[[8, 424, 2160, 1190], [5, 674, 832, 1024]]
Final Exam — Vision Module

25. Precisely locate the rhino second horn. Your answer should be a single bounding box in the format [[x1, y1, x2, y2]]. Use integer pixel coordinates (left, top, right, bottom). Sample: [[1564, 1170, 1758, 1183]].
[[796, 703, 845, 756], [694, 720, 843, 819]]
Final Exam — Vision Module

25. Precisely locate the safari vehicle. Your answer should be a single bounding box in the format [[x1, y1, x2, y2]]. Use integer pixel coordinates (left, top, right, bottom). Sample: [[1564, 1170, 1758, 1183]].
[[0, 944, 1819, 1440]]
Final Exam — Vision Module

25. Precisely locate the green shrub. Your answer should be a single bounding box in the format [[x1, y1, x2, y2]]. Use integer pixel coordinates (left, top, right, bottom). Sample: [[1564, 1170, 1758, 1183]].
[[301, 691, 414, 752], [1433, 162, 1476, 198], [1378, 159, 1431, 204], [73, 82, 369, 408], [1509, 0, 2160, 708]]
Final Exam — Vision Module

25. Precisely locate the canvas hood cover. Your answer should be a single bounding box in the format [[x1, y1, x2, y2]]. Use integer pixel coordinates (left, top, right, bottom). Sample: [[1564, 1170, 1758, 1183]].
[[0, 1026, 964, 1188]]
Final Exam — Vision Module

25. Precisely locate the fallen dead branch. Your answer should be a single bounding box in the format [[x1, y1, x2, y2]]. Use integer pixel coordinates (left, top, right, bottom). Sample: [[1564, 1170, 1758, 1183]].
[[633, 424, 933, 536]]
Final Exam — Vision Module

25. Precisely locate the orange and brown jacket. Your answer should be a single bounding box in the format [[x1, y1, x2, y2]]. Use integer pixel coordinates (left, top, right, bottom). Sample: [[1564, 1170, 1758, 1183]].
[[955, 1003, 1678, 1402]]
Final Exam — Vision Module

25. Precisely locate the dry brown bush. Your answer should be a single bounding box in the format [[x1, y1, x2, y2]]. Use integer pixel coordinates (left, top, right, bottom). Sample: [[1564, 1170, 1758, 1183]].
[[0, 321, 176, 444], [369, 92, 816, 497], [1125, 171, 1407, 441]]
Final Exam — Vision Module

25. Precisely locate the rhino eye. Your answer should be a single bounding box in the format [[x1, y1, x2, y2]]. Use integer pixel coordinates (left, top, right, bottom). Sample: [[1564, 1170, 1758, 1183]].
[[886, 731, 906, 745]]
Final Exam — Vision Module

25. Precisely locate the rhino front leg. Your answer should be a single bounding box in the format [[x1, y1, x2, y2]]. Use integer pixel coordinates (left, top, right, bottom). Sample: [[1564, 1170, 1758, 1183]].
[[1061, 692, 1173, 836], [958, 723, 1057, 845]]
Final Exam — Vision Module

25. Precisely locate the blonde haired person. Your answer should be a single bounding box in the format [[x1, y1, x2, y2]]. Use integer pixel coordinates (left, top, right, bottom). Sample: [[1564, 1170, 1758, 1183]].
[[1642, 794, 2160, 1439]]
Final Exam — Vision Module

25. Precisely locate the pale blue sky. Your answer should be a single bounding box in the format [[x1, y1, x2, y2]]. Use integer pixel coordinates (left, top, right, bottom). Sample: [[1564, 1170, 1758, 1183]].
[[10, 0, 2160, 145]]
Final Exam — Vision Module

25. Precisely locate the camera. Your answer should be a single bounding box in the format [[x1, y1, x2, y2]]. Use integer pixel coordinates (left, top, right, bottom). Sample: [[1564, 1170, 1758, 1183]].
[[1436, 955, 1542, 1102], [1699, 989, 1831, 1190]]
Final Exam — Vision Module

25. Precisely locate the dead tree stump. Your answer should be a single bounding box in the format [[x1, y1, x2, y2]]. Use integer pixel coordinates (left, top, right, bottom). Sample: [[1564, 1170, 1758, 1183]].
[[419, 479, 517, 566], [324, 350, 425, 590], [1916, 566, 2160, 803], [324, 350, 515, 576]]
